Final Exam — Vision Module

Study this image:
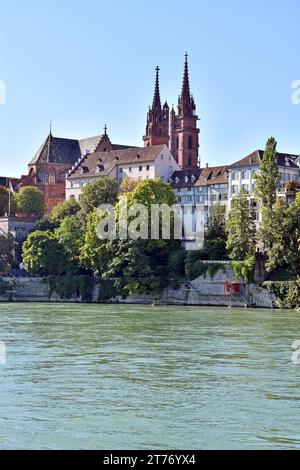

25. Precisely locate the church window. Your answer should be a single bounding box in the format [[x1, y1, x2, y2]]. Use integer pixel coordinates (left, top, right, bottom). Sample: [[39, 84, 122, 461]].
[[176, 136, 179, 150], [188, 136, 193, 149]]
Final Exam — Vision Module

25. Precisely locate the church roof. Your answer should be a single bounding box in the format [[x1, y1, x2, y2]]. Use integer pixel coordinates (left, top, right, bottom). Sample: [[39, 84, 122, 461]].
[[67, 145, 166, 179], [29, 133, 136, 166]]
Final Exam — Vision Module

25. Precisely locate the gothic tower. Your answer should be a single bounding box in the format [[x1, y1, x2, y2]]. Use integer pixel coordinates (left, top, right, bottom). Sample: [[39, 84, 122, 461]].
[[143, 66, 170, 147], [171, 54, 200, 168]]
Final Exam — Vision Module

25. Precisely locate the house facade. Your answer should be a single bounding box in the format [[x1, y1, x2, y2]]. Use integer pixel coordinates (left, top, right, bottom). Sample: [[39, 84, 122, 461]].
[[66, 145, 180, 201]]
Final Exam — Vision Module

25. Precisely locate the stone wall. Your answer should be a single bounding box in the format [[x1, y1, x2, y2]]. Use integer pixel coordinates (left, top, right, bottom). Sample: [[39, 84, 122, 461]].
[[0, 269, 276, 308]]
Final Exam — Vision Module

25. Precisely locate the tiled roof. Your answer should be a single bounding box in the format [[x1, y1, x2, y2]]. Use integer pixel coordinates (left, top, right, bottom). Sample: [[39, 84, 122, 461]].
[[170, 166, 229, 188], [67, 145, 166, 179], [29, 133, 136, 166], [230, 150, 299, 169]]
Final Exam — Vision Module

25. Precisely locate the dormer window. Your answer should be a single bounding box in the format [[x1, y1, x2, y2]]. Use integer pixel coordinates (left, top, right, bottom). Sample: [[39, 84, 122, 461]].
[[191, 175, 196, 183], [185, 176, 189, 183], [175, 177, 180, 184], [96, 164, 104, 173]]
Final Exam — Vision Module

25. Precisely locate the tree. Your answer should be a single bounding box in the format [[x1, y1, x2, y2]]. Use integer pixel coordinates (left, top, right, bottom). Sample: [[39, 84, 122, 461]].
[[80, 179, 181, 295], [254, 137, 280, 211], [55, 214, 85, 270], [16, 186, 45, 215], [205, 202, 227, 260], [120, 177, 139, 194], [22, 230, 66, 276], [50, 198, 81, 225], [226, 189, 256, 260], [80, 177, 118, 213], [0, 234, 15, 275], [264, 194, 300, 274], [0, 186, 17, 216]]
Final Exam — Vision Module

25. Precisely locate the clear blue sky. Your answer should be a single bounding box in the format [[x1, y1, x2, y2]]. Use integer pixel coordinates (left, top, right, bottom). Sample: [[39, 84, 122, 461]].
[[0, 0, 299, 177]]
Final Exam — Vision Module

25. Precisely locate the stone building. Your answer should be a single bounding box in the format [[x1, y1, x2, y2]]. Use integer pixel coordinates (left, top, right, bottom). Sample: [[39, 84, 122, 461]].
[[20, 127, 135, 213], [144, 54, 200, 169]]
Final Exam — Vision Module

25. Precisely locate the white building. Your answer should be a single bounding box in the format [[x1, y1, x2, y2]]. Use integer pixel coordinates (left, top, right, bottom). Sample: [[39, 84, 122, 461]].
[[66, 144, 179, 201], [228, 150, 300, 221]]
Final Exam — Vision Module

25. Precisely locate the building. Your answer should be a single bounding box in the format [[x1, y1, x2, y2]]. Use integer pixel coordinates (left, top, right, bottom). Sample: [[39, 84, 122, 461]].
[[144, 54, 200, 169], [0, 176, 19, 191], [20, 127, 135, 213], [170, 165, 229, 231], [228, 150, 300, 221], [66, 145, 180, 201]]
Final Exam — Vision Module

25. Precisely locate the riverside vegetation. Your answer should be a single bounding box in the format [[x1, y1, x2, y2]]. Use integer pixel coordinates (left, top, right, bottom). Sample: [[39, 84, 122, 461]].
[[1, 137, 300, 307]]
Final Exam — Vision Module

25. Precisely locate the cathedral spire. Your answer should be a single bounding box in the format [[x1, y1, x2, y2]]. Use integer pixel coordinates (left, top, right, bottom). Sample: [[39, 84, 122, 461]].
[[152, 66, 161, 109], [181, 52, 191, 101]]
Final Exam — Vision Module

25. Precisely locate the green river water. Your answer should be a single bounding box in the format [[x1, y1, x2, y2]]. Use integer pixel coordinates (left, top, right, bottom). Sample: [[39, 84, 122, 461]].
[[0, 303, 299, 450]]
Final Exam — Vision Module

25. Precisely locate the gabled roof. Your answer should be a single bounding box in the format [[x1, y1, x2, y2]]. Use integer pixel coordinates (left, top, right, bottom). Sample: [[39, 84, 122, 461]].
[[230, 150, 299, 169], [170, 166, 229, 188], [29, 132, 136, 166], [67, 145, 166, 179]]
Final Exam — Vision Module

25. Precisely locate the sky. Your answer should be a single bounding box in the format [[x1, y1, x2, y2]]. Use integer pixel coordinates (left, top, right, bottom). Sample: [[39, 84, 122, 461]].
[[0, 0, 299, 177]]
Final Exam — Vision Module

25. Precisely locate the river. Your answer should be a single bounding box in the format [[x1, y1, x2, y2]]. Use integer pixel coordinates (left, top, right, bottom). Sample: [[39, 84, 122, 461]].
[[0, 303, 299, 449]]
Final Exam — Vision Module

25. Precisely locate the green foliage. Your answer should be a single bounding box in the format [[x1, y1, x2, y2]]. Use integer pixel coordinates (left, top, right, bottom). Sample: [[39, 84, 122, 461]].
[[48, 275, 94, 302], [205, 203, 227, 260], [0, 234, 16, 275], [35, 215, 57, 231], [263, 279, 300, 309], [0, 186, 17, 216], [97, 279, 117, 302], [22, 230, 66, 276], [226, 189, 256, 260], [55, 214, 85, 269], [50, 198, 81, 225], [80, 176, 118, 213], [230, 256, 255, 283], [16, 186, 45, 215], [185, 251, 227, 280], [254, 137, 280, 210], [167, 249, 186, 278]]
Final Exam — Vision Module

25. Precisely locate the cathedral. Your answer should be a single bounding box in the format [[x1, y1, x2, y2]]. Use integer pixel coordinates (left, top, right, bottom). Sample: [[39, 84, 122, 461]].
[[144, 53, 200, 169], [20, 54, 200, 212]]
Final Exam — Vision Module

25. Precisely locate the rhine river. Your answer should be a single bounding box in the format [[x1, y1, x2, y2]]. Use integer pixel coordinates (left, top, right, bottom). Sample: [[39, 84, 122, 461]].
[[0, 303, 299, 450]]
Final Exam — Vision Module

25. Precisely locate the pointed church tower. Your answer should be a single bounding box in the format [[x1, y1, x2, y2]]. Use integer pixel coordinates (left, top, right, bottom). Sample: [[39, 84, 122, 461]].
[[171, 54, 200, 168], [143, 66, 169, 147]]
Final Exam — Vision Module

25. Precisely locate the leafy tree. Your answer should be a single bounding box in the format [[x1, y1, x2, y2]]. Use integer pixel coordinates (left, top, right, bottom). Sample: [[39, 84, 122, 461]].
[[0, 234, 16, 275], [80, 179, 180, 295], [205, 202, 227, 260], [263, 194, 300, 274], [0, 186, 17, 216], [80, 177, 118, 213], [22, 230, 66, 276], [120, 177, 139, 194], [50, 198, 80, 225], [55, 214, 85, 269], [226, 189, 256, 260], [254, 137, 280, 211], [16, 186, 45, 215]]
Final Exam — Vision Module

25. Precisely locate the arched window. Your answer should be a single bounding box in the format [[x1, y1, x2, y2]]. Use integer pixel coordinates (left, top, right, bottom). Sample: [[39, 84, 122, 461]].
[[176, 136, 179, 150], [188, 136, 193, 149], [37, 170, 46, 184]]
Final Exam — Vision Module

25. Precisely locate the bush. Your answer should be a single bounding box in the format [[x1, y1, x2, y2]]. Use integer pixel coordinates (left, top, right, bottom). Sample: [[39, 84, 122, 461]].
[[263, 279, 300, 308], [97, 279, 117, 302], [48, 275, 94, 302], [230, 256, 255, 283], [185, 251, 227, 280]]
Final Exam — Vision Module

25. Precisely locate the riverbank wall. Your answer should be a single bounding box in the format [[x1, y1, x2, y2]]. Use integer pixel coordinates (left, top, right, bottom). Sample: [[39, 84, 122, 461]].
[[0, 268, 276, 308]]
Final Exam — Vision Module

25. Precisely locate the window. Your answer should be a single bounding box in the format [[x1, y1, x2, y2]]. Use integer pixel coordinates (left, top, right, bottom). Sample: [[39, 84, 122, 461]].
[[242, 184, 249, 192], [176, 136, 179, 150], [188, 136, 193, 150], [139, 166, 142, 172], [241, 170, 249, 180], [188, 157, 192, 167], [119, 167, 123, 173], [232, 172, 238, 181], [231, 185, 238, 194], [146, 165, 150, 171], [129, 167, 132, 172], [198, 187, 203, 192]]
